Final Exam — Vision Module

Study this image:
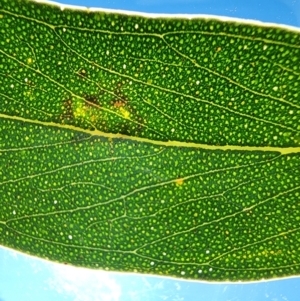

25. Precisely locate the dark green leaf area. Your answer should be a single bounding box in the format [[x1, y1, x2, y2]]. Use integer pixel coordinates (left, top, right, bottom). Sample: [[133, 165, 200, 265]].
[[1, 0, 299, 146], [1, 119, 300, 281]]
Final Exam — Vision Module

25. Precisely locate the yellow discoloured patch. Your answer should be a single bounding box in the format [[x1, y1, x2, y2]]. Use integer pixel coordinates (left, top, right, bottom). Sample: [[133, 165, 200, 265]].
[[119, 107, 130, 119], [259, 249, 282, 257], [24, 91, 32, 97], [90, 114, 98, 123], [175, 178, 184, 186], [74, 105, 87, 118]]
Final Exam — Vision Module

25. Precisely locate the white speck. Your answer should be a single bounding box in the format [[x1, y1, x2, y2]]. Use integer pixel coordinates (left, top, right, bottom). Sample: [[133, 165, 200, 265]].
[[54, 200, 57, 204], [171, 128, 175, 133], [63, 27, 66, 32], [10, 84, 14, 88], [161, 200, 165, 204], [273, 136, 278, 140], [90, 217, 93, 221], [68, 235, 72, 240], [135, 23, 139, 29], [106, 50, 109, 55], [196, 80, 200, 85], [238, 64, 243, 69], [129, 81, 132, 85], [25, 78, 28, 83], [150, 226, 154, 230], [13, 210, 16, 215], [139, 208, 143, 212], [273, 86, 278, 91], [209, 267, 213, 272], [121, 26, 124, 31], [289, 110, 294, 114], [181, 271, 185, 275], [198, 269, 202, 273], [206, 250, 210, 254], [123, 64, 126, 69], [263, 45, 268, 50], [150, 261, 155, 266], [163, 252, 167, 256]]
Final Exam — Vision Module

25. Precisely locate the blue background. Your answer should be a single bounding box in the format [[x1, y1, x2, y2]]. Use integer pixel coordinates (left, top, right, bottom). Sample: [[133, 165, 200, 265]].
[[0, 0, 300, 301]]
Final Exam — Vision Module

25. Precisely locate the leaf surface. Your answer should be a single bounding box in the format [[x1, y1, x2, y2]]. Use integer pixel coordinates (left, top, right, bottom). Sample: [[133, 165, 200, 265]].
[[0, 0, 300, 281]]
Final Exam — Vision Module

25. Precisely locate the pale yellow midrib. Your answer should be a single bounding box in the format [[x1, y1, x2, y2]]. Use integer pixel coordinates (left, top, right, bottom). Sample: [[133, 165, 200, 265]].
[[0, 113, 299, 155]]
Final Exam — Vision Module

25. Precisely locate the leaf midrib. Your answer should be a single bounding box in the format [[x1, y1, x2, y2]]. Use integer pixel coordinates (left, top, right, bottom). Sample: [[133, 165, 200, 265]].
[[1, 112, 299, 154]]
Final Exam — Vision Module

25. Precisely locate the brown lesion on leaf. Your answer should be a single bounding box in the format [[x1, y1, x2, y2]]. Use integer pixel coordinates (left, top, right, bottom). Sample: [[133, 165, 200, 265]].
[[60, 98, 74, 124], [112, 98, 127, 108], [83, 94, 100, 107], [107, 81, 148, 136]]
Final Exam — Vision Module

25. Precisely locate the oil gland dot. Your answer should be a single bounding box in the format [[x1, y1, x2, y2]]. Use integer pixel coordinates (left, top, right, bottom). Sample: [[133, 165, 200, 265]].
[[68, 235, 73, 240], [206, 250, 210, 254], [123, 64, 126, 69], [209, 267, 213, 272], [13, 210, 16, 215], [135, 23, 139, 29], [150, 261, 155, 266], [181, 271, 185, 276], [198, 269, 202, 274]]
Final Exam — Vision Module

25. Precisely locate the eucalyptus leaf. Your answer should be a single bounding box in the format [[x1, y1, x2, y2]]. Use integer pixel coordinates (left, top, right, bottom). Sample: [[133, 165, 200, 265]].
[[0, 0, 300, 282]]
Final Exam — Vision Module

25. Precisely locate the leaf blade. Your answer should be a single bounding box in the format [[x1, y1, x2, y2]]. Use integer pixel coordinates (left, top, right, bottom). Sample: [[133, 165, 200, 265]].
[[0, 0, 300, 281]]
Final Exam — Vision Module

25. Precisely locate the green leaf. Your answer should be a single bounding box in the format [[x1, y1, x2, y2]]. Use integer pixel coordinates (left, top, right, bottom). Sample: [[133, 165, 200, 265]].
[[0, 0, 300, 282]]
